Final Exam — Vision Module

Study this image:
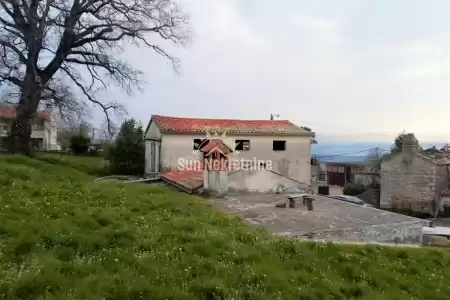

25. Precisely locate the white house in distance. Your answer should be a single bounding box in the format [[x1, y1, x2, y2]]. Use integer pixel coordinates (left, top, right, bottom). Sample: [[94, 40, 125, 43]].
[[0, 107, 59, 151], [144, 114, 314, 194]]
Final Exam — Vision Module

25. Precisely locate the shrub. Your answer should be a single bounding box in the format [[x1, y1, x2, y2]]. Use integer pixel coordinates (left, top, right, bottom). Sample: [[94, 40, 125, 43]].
[[101, 141, 115, 158], [69, 135, 90, 155], [107, 119, 144, 175], [343, 183, 367, 196]]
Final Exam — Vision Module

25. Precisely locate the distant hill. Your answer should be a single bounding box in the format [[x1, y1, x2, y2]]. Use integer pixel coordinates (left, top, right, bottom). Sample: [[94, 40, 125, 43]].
[[312, 142, 391, 156], [313, 155, 372, 164], [312, 141, 446, 159]]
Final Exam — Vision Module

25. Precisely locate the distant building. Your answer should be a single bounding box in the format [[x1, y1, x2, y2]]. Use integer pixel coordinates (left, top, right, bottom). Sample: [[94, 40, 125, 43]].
[[314, 156, 371, 187], [0, 107, 59, 151], [380, 133, 450, 216]]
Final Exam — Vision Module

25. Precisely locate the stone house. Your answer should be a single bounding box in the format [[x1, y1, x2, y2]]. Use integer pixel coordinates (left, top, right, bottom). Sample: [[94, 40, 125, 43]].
[[380, 133, 450, 216], [0, 107, 59, 151], [322, 160, 367, 187], [144, 115, 315, 194]]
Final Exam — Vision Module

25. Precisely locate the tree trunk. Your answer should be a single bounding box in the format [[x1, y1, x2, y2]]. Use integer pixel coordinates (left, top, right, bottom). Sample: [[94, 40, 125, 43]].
[[8, 72, 41, 155]]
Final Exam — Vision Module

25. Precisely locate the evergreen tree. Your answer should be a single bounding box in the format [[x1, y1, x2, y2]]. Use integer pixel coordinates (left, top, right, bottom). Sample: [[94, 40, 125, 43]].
[[108, 119, 145, 175], [391, 132, 405, 153]]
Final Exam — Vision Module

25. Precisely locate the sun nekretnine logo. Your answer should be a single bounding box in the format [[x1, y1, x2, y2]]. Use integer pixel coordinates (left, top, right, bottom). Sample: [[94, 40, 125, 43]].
[[192, 129, 238, 157], [178, 129, 273, 171]]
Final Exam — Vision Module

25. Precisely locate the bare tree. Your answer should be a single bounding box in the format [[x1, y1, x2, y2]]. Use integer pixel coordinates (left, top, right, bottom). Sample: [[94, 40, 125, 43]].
[[364, 148, 388, 188], [0, 0, 189, 154], [2, 78, 86, 122], [98, 118, 117, 141]]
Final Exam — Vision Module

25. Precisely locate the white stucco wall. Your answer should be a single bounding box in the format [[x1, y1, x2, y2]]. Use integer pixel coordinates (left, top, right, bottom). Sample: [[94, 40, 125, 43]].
[[43, 110, 59, 150], [0, 115, 58, 151], [145, 121, 162, 140], [158, 133, 312, 184], [205, 170, 228, 196], [228, 169, 312, 193]]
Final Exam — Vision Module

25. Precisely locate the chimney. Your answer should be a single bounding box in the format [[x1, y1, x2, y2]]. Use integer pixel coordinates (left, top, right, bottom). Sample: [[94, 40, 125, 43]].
[[402, 133, 419, 155]]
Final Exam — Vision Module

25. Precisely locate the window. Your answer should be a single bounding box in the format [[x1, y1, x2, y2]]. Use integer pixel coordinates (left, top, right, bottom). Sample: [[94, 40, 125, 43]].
[[193, 139, 209, 150], [327, 166, 338, 172], [273, 140, 286, 151], [193, 139, 202, 150], [327, 165, 344, 173], [235, 140, 250, 151]]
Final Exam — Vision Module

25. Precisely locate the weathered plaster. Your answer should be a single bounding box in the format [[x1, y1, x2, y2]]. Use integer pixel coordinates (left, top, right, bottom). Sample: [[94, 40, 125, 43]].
[[228, 169, 312, 194], [204, 170, 228, 197], [144, 121, 162, 140], [144, 140, 161, 174], [157, 133, 312, 183]]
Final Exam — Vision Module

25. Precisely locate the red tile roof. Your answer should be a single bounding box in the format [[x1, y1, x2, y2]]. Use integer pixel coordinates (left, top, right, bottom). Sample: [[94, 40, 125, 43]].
[[0, 107, 50, 120], [151, 115, 312, 136], [161, 170, 204, 192]]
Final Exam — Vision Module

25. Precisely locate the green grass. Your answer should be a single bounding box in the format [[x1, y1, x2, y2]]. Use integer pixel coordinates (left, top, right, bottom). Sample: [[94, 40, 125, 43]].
[[1, 154, 450, 299], [36, 152, 108, 176]]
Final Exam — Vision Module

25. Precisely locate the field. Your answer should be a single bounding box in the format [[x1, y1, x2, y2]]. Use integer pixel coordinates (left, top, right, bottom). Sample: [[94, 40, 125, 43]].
[[0, 154, 450, 299]]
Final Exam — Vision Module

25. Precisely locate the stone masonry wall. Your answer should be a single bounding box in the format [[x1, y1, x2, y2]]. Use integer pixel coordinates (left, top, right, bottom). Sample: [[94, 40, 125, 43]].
[[435, 165, 449, 215], [380, 154, 437, 215]]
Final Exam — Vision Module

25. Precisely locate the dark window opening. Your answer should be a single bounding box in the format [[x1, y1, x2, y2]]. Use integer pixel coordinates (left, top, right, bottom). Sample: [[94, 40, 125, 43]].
[[273, 140, 286, 151], [235, 140, 250, 151], [193, 139, 209, 150]]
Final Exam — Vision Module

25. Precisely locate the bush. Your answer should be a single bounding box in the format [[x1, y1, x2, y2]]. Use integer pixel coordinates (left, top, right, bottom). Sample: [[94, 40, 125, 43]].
[[69, 135, 90, 155], [343, 183, 367, 196], [107, 119, 144, 175], [101, 141, 115, 158]]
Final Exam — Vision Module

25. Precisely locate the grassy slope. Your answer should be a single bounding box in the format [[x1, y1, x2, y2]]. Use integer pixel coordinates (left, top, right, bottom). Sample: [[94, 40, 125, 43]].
[[0, 155, 450, 299], [36, 152, 108, 175]]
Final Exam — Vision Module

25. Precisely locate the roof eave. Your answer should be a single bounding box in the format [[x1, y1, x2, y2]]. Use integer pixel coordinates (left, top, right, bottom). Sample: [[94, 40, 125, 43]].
[[158, 130, 313, 137]]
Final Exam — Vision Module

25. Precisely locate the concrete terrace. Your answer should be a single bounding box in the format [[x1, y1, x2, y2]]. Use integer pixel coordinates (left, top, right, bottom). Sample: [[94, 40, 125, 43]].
[[216, 193, 431, 245]]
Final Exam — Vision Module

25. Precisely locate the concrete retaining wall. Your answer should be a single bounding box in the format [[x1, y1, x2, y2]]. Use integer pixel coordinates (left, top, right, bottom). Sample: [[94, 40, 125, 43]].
[[307, 221, 427, 245]]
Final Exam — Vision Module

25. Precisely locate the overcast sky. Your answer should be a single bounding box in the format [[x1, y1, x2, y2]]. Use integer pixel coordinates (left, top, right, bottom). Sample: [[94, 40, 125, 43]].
[[104, 0, 450, 143]]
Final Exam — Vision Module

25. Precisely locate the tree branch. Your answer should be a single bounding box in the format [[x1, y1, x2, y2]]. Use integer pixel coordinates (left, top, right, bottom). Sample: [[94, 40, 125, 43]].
[[60, 64, 125, 134], [0, 0, 190, 141]]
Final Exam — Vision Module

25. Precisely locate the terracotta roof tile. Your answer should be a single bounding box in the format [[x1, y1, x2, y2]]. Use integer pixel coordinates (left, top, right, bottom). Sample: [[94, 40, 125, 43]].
[[151, 115, 312, 136], [0, 107, 50, 120], [161, 170, 204, 192]]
